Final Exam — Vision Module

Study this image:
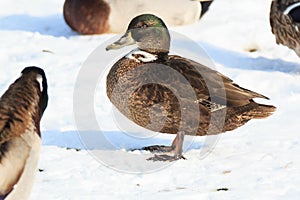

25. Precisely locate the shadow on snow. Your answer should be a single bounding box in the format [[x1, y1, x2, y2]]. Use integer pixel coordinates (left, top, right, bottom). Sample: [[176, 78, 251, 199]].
[[0, 14, 77, 37], [201, 42, 300, 74]]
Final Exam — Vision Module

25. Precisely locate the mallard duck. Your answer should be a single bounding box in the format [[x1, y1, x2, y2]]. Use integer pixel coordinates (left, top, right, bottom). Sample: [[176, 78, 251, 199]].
[[106, 14, 275, 161], [63, 0, 212, 34], [270, 0, 300, 56], [0, 67, 48, 199]]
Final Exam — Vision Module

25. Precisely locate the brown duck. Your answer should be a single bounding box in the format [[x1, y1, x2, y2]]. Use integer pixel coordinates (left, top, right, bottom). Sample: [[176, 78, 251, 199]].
[[270, 0, 300, 56], [0, 67, 48, 199], [106, 14, 276, 161]]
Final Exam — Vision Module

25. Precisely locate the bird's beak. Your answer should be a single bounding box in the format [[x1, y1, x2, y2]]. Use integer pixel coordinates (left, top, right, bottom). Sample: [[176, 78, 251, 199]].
[[106, 31, 136, 51]]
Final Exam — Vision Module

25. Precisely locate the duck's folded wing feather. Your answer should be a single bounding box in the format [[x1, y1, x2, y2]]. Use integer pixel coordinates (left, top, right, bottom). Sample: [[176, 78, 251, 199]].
[[169, 55, 269, 106]]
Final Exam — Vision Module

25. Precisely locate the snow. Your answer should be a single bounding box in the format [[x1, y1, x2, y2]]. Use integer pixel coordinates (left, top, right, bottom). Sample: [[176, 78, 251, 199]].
[[1, 0, 300, 199]]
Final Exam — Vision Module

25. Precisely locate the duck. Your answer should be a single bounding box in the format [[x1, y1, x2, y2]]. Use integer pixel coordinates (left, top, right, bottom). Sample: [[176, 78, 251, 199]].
[[63, 0, 213, 34], [105, 14, 275, 161], [270, 0, 300, 56], [0, 67, 48, 199]]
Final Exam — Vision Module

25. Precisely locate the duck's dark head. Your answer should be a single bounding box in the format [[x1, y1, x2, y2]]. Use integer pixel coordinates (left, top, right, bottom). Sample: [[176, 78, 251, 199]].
[[106, 14, 170, 56], [21, 66, 48, 117]]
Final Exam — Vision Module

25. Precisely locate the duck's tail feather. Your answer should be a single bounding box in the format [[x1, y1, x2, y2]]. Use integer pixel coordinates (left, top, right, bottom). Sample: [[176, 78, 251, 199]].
[[222, 102, 276, 133], [246, 103, 276, 119]]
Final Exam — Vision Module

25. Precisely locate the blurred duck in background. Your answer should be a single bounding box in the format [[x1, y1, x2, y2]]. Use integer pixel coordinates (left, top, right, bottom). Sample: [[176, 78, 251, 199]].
[[63, 0, 213, 34]]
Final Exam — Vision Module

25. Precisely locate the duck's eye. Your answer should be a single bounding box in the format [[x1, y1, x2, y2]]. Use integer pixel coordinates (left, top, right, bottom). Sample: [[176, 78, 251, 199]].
[[141, 24, 148, 28]]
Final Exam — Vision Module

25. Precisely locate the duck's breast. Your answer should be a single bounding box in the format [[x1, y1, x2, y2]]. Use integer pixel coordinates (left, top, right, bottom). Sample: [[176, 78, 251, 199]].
[[2, 129, 41, 200]]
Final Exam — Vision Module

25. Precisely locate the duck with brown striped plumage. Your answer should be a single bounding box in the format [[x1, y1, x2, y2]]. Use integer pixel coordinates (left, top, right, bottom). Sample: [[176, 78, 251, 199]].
[[106, 14, 276, 161]]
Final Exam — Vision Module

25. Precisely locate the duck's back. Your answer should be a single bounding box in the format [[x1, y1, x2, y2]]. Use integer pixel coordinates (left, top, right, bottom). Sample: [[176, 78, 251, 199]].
[[0, 75, 42, 199]]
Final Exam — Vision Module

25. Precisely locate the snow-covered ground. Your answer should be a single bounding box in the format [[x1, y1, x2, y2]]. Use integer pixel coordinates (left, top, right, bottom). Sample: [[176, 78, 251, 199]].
[[1, 0, 300, 199]]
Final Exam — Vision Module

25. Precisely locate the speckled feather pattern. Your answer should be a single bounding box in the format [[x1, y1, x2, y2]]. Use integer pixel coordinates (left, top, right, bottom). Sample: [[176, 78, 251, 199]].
[[107, 55, 276, 136]]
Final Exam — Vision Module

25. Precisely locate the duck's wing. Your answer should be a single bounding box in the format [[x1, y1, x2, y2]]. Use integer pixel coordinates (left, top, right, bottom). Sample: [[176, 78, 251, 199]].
[[169, 55, 269, 107]]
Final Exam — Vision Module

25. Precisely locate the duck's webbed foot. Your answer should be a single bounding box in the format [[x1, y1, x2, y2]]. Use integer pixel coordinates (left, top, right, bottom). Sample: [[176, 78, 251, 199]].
[[143, 131, 186, 162], [141, 145, 173, 152]]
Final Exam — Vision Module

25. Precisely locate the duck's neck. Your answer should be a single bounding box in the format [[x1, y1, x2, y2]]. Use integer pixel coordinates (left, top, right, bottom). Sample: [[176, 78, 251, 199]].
[[126, 49, 168, 63], [139, 47, 169, 61], [156, 51, 168, 61]]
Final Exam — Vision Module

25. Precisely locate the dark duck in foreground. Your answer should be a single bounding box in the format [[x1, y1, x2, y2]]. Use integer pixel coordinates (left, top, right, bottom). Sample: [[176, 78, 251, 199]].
[[270, 0, 300, 56], [0, 67, 48, 199], [106, 14, 276, 161]]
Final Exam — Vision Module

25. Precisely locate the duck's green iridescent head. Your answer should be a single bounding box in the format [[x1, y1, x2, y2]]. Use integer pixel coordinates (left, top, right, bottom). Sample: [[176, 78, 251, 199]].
[[106, 14, 171, 55]]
